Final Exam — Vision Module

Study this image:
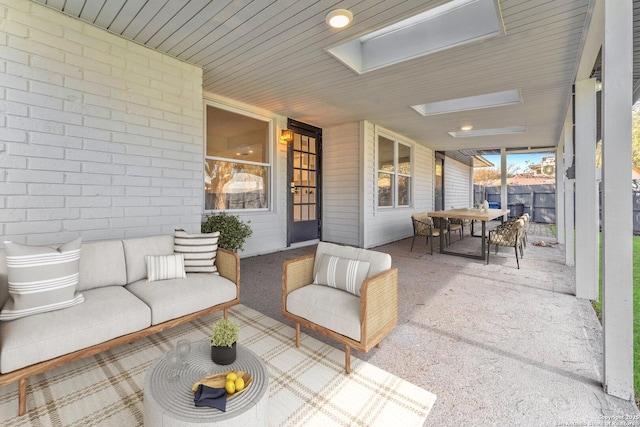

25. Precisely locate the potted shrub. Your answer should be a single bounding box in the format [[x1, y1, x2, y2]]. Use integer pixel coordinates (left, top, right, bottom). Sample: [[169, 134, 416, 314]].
[[210, 318, 240, 365], [201, 212, 252, 253]]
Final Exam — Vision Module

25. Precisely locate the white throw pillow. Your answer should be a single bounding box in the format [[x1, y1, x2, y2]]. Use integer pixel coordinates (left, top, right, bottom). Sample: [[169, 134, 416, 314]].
[[313, 255, 370, 297], [0, 238, 84, 321], [174, 227, 219, 274], [145, 254, 186, 282]]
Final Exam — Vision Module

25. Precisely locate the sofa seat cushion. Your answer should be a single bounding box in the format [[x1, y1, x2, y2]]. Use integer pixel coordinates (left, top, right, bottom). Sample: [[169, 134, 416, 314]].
[[0, 286, 151, 374], [286, 284, 361, 342], [125, 273, 237, 325]]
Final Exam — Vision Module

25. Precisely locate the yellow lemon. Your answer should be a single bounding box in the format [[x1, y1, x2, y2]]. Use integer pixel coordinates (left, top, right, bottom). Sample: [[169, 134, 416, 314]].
[[225, 380, 235, 394], [235, 377, 245, 392], [226, 372, 237, 381]]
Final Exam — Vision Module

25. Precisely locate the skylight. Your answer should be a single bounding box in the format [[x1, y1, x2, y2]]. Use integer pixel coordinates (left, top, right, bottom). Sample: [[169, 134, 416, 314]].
[[326, 0, 505, 74], [412, 89, 522, 116]]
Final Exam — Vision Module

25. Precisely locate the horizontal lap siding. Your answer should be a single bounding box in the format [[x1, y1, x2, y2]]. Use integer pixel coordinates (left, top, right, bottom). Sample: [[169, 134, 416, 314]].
[[1, 1, 203, 246], [445, 157, 472, 209], [323, 122, 361, 246]]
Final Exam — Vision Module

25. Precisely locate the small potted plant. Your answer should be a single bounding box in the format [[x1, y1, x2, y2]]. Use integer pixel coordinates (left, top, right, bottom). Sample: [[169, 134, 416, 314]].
[[210, 318, 240, 365]]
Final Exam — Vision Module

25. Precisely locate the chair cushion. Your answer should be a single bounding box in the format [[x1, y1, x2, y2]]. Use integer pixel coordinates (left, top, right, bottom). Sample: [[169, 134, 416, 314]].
[[174, 228, 219, 274], [78, 240, 127, 291], [0, 238, 84, 321], [0, 286, 150, 373], [122, 235, 174, 284], [313, 242, 391, 278], [126, 273, 237, 325], [145, 254, 186, 282], [286, 284, 361, 341], [313, 255, 370, 297]]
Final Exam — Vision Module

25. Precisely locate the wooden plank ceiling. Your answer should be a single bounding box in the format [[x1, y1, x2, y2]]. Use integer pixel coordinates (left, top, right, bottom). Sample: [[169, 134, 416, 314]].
[[31, 0, 623, 152]]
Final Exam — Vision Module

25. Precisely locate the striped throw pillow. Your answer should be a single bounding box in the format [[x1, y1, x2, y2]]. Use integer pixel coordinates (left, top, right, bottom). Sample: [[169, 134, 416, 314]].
[[174, 228, 219, 274], [313, 255, 370, 297], [145, 254, 186, 282], [0, 238, 84, 321]]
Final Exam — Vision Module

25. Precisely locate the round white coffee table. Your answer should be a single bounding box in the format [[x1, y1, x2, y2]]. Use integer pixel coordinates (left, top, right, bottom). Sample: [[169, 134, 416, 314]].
[[143, 341, 269, 426]]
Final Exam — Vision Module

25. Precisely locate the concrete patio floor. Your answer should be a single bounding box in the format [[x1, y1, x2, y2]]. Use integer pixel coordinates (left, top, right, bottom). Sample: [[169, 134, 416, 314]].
[[239, 223, 640, 426]]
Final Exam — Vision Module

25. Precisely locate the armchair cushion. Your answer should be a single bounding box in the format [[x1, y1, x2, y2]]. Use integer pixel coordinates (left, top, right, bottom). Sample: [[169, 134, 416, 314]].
[[313, 242, 391, 278], [286, 284, 361, 341], [313, 255, 370, 297]]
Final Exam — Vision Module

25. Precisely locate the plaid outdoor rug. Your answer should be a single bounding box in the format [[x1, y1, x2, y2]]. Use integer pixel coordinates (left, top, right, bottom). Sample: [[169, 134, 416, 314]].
[[0, 304, 436, 426]]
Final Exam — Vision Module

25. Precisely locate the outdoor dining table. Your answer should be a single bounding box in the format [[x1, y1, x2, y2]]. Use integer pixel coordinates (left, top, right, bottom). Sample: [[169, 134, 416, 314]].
[[427, 208, 510, 260]]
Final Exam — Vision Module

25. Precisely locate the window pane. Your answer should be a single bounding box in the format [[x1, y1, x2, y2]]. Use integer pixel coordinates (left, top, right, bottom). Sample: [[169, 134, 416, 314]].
[[398, 143, 411, 175], [378, 172, 393, 207], [378, 136, 394, 172], [398, 176, 410, 206], [206, 106, 268, 163], [204, 160, 268, 210]]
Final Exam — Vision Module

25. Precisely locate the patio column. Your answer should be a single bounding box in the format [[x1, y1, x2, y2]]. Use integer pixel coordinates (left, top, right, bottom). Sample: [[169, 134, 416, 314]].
[[601, 0, 634, 400], [555, 129, 566, 245], [563, 122, 575, 267], [500, 148, 507, 218], [574, 78, 599, 300]]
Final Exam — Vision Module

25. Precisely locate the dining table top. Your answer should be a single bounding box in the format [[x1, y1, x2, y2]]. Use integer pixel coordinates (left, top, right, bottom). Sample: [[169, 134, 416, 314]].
[[426, 208, 510, 222]]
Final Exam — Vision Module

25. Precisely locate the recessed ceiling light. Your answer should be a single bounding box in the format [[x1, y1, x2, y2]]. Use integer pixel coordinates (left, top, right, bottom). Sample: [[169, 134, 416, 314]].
[[461, 125, 473, 131], [326, 9, 353, 29], [412, 89, 522, 116], [448, 126, 527, 138]]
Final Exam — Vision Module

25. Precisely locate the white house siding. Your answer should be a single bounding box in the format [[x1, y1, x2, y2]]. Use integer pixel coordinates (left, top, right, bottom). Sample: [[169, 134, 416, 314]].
[[202, 94, 288, 258], [444, 157, 473, 209], [0, 1, 203, 247], [362, 121, 434, 249], [322, 122, 361, 246]]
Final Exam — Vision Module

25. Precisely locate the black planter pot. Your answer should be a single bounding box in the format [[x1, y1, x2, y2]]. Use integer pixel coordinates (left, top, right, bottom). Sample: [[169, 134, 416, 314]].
[[211, 342, 237, 365]]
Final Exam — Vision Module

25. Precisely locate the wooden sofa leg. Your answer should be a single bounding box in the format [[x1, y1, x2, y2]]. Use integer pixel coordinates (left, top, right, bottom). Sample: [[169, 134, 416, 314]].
[[295, 323, 300, 347], [223, 308, 228, 320], [345, 345, 351, 374], [19, 378, 26, 416], [375, 342, 381, 348]]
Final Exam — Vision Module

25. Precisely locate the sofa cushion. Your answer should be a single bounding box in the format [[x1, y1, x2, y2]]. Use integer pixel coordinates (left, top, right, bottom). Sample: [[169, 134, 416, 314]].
[[0, 238, 84, 321], [122, 235, 174, 284], [287, 284, 361, 342], [0, 286, 150, 373], [313, 242, 391, 279], [78, 240, 127, 291], [145, 254, 186, 282], [126, 273, 237, 325], [174, 228, 219, 274], [314, 255, 370, 297]]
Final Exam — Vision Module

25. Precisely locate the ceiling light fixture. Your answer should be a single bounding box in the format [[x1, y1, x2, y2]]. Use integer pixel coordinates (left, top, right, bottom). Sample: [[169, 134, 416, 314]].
[[326, 9, 353, 29], [461, 125, 473, 131], [448, 126, 527, 138]]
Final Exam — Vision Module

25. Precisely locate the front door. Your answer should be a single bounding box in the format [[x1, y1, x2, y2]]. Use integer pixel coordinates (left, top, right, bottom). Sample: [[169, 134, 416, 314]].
[[287, 119, 321, 244]]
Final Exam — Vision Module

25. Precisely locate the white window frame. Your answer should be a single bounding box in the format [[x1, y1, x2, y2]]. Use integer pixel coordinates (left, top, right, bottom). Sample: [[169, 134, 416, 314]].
[[375, 132, 413, 209], [204, 101, 274, 212]]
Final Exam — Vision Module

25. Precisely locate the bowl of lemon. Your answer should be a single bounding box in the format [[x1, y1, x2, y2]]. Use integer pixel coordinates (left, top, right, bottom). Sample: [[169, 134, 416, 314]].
[[192, 370, 252, 397]]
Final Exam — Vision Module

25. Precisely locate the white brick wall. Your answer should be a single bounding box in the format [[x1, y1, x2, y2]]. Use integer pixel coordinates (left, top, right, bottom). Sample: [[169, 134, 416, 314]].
[[0, 0, 204, 246]]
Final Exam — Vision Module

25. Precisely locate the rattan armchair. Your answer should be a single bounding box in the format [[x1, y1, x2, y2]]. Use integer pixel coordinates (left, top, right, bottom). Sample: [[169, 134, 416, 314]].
[[282, 242, 398, 373], [487, 219, 525, 268], [411, 213, 447, 254]]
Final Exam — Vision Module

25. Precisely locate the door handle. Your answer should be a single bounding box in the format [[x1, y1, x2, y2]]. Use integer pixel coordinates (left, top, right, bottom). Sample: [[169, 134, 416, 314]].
[[290, 182, 297, 193]]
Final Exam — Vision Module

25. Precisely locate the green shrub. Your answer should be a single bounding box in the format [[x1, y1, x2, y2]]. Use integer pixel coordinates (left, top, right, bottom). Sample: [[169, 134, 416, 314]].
[[210, 318, 239, 347], [201, 212, 252, 252]]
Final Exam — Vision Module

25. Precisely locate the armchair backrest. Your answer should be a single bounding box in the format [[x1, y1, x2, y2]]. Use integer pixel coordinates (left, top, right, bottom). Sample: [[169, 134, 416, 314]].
[[314, 242, 392, 278]]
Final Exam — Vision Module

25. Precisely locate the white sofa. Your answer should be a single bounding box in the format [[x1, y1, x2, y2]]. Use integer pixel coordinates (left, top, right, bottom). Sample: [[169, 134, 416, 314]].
[[0, 234, 240, 416]]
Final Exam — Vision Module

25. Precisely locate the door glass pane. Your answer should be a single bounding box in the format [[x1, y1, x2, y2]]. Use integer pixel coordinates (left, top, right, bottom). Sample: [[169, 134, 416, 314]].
[[302, 153, 309, 170], [309, 207, 316, 220], [309, 154, 316, 169], [309, 138, 316, 154], [293, 133, 301, 151], [301, 205, 309, 220], [294, 169, 301, 185], [294, 152, 301, 169], [309, 189, 316, 203], [309, 171, 316, 186]]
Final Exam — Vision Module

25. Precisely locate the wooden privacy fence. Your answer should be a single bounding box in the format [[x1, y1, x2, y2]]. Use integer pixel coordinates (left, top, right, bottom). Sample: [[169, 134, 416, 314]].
[[474, 184, 556, 224]]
